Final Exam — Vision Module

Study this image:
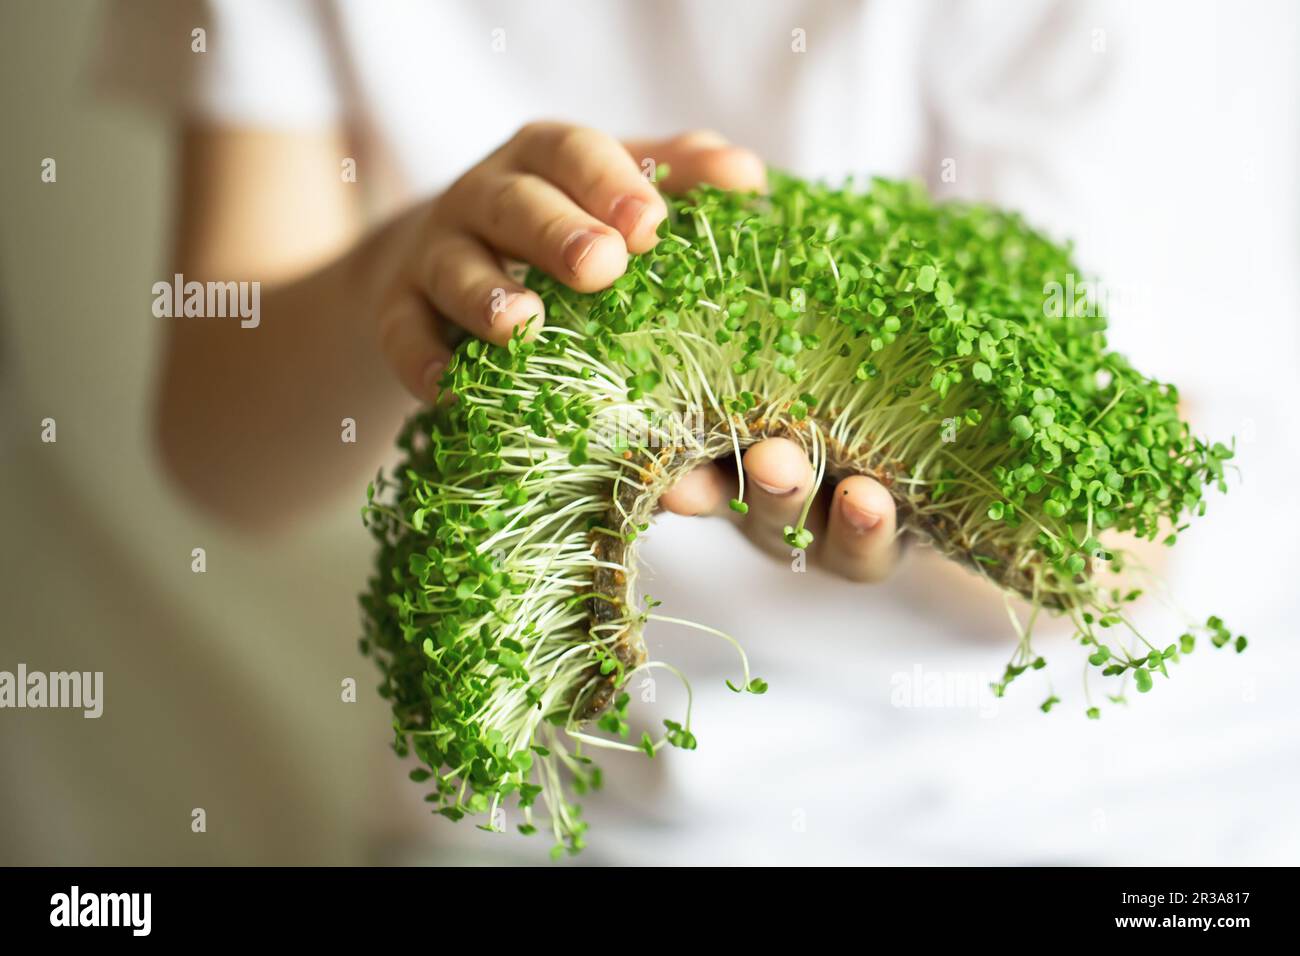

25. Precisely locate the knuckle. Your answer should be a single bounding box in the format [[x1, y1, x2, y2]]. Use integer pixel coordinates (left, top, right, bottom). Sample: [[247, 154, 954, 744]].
[[674, 128, 726, 149], [580, 164, 622, 203], [552, 127, 613, 183], [513, 119, 564, 153], [513, 120, 548, 145], [441, 166, 488, 223], [551, 124, 594, 159], [486, 175, 530, 229], [540, 209, 580, 250]]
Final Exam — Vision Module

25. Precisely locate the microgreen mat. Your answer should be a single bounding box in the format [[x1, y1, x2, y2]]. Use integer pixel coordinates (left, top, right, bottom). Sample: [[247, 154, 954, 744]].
[[360, 174, 1240, 858]]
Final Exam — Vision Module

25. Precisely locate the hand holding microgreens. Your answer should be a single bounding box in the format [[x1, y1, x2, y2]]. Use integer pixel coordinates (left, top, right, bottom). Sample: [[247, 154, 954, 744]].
[[360, 173, 1240, 858]]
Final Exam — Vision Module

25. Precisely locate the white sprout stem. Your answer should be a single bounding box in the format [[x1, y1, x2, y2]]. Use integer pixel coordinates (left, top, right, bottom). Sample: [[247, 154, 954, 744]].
[[647, 613, 753, 690]]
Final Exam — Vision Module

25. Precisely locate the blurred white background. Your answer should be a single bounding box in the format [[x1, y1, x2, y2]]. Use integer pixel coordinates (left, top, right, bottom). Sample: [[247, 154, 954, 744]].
[[1, 0, 1298, 865]]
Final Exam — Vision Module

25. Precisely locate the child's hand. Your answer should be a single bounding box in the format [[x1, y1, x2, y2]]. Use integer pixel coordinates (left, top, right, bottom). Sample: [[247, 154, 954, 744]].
[[379, 123, 897, 582], [377, 124, 765, 398]]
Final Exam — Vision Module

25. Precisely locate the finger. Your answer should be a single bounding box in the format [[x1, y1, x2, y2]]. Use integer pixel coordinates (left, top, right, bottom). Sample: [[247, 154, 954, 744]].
[[454, 171, 628, 293], [376, 290, 452, 402], [659, 461, 733, 517], [623, 130, 768, 193], [822, 475, 900, 583], [420, 231, 544, 347], [741, 437, 817, 552], [512, 123, 668, 254]]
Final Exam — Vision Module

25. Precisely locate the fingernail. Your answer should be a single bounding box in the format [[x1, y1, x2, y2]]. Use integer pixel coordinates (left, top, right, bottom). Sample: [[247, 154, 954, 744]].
[[610, 195, 659, 239], [752, 478, 797, 497], [422, 357, 448, 397], [842, 501, 881, 532], [562, 229, 603, 275], [488, 290, 520, 327]]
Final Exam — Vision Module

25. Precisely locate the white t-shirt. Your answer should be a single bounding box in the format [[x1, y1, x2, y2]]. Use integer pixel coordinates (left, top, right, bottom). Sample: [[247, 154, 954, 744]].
[[94, 0, 1300, 864]]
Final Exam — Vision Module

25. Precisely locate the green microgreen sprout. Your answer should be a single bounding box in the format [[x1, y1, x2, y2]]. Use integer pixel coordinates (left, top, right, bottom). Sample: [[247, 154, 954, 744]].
[[360, 173, 1239, 857]]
